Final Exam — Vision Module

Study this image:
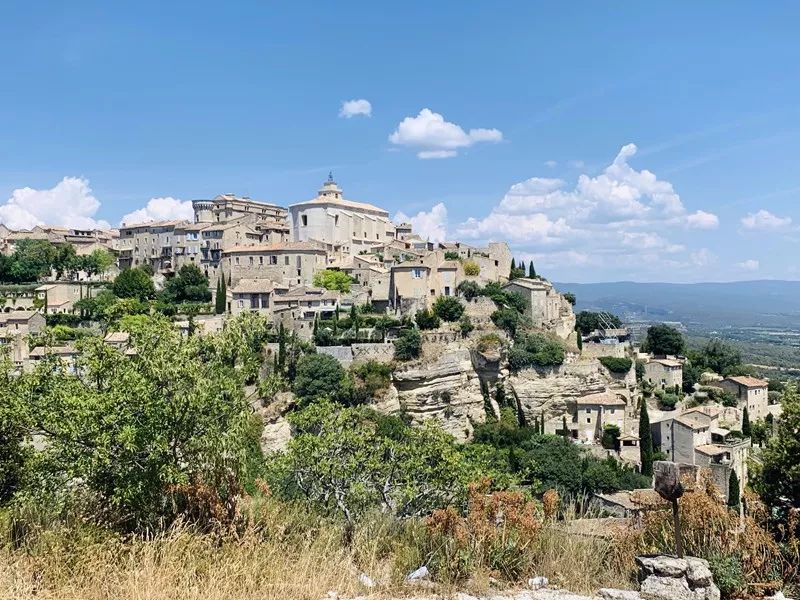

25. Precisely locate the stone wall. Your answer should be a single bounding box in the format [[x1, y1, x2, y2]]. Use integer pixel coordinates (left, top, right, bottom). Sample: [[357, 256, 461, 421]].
[[351, 342, 395, 364], [582, 341, 628, 359]]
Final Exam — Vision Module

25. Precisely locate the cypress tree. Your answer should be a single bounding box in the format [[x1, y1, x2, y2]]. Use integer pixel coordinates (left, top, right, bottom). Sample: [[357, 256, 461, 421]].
[[639, 398, 654, 477], [510, 258, 516, 279], [529, 261, 537, 278], [277, 323, 286, 373], [215, 274, 227, 314], [728, 469, 740, 507], [742, 406, 751, 437], [540, 410, 546, 434], [562, 415, 569, 439]]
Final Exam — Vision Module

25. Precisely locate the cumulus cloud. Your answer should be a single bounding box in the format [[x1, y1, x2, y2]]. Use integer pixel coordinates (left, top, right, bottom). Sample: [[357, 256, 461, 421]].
[[0, 177, 111, 230], [737, 259, 760, 271], [388, 108, 502, 159], [686, 210, 719, 229], [394, 203, 448, 242], [120, 197, 194, 226], [740, 209, 792, 231], [339, 99, 372, 119], [450, 143, 723, 278]]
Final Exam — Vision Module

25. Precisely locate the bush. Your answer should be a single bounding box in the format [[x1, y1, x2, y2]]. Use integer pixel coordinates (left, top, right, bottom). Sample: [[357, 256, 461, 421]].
[[456, 280, 481, 300], [112, 267, 155, 301], [508, 333, 566, 371], [601, 424, 621, 450], [45, 313, 83, 327], [292, 353, 347, 405], [491, 307, 526, 336], [415, 308, 440, 330], [352, 361, 392, 396], [312, 269, 353, 293], [659, 393, 679, 411], [433, 296, 465, 322], [463, 260, 480, 276], [394, 328, 422, 361], [599, 356, 633, 374], [476, 333, 503, 353], [444, 251, 460, 260]]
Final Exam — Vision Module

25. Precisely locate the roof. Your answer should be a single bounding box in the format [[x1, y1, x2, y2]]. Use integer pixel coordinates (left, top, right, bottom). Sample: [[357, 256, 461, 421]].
[[594, 489, 663, 511], [119, 219, 188, 229], [674, 412, 712, 430], [725, 375, 768, 388], [711, 427, 731, 437], [437, 261, 459, 270], [232, 279, 284, 294], [577, 391, 626, 406], [0, 310, 43, 322], [103, 332, 130, 344], [695, 444, 728, 456], [650, 358, 683, 368], [29, 345, 78, 358], [503, 278, 552, 291], [222, 242, 325, 254], [290, 195, 389, 215]]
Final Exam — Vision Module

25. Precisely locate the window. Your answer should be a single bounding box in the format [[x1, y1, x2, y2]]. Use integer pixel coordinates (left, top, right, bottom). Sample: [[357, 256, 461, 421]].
[[235, 257, 240, 265], [586, 408, 590, 413], [412, 268, 422, 279], [444, 286, 450, 296], [586, 418, 591, 424], [249, 257, 254, 266], [301, 215, 308, 226], [269, 256, 277, 265], [284, 256, 289, 265], [259, 256, 263, 265]]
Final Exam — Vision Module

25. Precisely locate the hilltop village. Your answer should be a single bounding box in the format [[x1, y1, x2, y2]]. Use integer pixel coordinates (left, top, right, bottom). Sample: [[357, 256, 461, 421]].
[[0, 175, 786, 510]]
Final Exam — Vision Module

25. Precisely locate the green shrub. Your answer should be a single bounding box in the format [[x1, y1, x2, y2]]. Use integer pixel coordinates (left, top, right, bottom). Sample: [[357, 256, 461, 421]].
[[415, 309, 441, 330], [459, 315, 474, 337], [708, 555, 746, 599], [394, 328, 422, 361], [456, 280, 481, 300], [463, 260, 480, 276], [476, 333, 503, 353], [490, 307, 525, 336], [508, 333, 565, 371], [601, 424, 621, 450], [433, 296, 465, 322], [352, 361, 393, 396], [444, 251, 460, 260], [599, 356, 633, 373], [293, 353, 347, 405], [659, 393, 679, 411]]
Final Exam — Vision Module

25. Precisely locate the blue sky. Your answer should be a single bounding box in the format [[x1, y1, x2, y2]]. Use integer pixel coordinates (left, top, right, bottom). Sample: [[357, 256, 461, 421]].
[[1, 1, 799, 282]]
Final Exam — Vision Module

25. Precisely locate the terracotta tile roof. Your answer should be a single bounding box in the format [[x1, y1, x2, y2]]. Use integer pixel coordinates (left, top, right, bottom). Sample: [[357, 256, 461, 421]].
[[725, 375, 768, 388], [577, 391, 626, 406]]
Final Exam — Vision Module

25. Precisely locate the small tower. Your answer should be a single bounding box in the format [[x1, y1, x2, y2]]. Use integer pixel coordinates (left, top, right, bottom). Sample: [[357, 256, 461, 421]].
[[192, 199, 214, 224], [318, 172, 343, 200]]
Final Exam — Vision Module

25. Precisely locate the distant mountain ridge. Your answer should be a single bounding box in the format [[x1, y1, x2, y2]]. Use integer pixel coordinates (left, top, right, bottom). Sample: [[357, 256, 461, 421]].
[[553, 280, 800, 328]]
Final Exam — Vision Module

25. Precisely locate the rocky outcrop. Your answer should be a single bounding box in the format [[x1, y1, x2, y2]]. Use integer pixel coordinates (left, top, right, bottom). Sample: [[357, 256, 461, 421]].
[[508, 360, 636, 430], [258, 391, 295, 453], [391, 343, 488, 441], [635, 555, 719, 600]]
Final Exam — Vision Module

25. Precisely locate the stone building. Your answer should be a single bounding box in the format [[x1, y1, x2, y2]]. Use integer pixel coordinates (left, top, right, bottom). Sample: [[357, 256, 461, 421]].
[[501, 278, 576, 339], [229, 279, 288, 317], [222, 242, 327, 288], [0, 310, 46, 366], [575, 390, 627, 443], [644, 358, 683, 390], [716, 375, 769, 421], [288, 175, 396, 258], [192, 194, 286, 225]]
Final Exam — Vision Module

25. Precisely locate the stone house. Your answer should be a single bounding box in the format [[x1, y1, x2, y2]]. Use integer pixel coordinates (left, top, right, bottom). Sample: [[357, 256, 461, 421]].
[[229, 279, 289, 317], [575, 390, 627, 443], [501, 278, 576, 339], [644, 358, 683, 390], [0, 310, 46, 366], [222, 242, 327, 288], [34, 283, 86, 314], [191, 194, 286, 226], [716, 376, 769, 422]]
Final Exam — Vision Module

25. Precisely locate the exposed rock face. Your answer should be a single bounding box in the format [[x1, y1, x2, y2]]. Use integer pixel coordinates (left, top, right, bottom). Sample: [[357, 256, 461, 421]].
[[635, 555, 720, 600], [508, 360, 636, 430], [391, 343, 488, 441], [258, 391, 295, 454]]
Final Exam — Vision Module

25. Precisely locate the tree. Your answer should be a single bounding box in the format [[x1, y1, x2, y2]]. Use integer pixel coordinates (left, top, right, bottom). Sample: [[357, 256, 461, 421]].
[[563, 292, 576, 306], [756, 383, 800, 511], [277, 323, 287, 373], [81, 248, 115, 278], [643, 324, 685, 356], [215, 274, 227, 314], [112, 267, 155, 301], [562, 415, 569, 439], [266, 401, 489, 525], [293, 353, 347, 406], [415, 308, 440, 330], [459, 315, 474, 337], [491, 307, 525, 336], [601, 424, 621, 450], [728, 469, 740, 508], [313, 269, 353, 293], [639, 399, 654, 477], [161, 264, 211, 304], [696, 338, 742, 376], [16, 316, 260, 529], [0, 355, 27, 504], [6, 239, 59, 282], [575, 311, 623, 336], [741, 405, 751, 437], [433, 295, 465, 322], [528, 261, 537, 278], [394, 328, 422, 361], [457, 280, 482, 300], [510, 258, 516, 279]]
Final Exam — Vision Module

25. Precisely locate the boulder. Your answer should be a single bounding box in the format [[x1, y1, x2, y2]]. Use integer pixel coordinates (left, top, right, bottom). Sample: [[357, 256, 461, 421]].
[[639, 575, 694, 600], [685, 557, 713, 588], [636, 555, 688, 578]]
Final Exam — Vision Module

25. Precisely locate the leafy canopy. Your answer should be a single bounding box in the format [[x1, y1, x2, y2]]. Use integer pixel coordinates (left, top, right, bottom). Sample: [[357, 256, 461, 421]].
[[313, 269, 353, 292]]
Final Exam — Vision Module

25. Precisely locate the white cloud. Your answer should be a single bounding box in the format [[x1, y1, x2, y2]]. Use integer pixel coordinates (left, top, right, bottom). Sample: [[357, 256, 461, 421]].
[[544, 160, 558, 168], [686, 210, 719, 229], [388, 108, 502, 159], [0, 177, 111, 230], [394, 203, 448, 242], [339, 99, 372, 119], [737, 259, 760, 271], [451, 143, 722, 279], [740, 209, 792, 231], [120, 197, 194, 226]]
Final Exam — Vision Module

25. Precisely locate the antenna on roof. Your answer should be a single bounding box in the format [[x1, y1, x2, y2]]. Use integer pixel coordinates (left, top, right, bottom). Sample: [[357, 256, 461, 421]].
[[328, 171, 334, 182]]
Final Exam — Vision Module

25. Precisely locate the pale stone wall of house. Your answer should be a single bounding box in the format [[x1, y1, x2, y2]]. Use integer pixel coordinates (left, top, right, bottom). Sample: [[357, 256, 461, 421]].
[[582, 341, 628, 359], [317, 345, 354, 367], [224, 250, 325, 287]]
